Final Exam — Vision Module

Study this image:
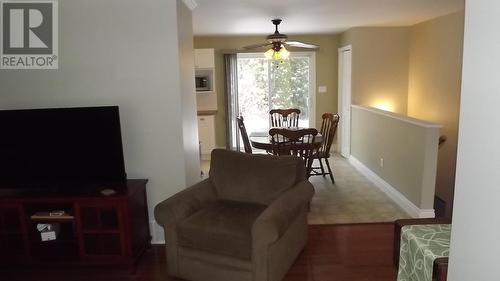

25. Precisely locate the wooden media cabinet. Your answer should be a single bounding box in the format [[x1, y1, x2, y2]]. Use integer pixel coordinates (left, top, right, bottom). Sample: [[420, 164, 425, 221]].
[[0, 179, 150, 272]]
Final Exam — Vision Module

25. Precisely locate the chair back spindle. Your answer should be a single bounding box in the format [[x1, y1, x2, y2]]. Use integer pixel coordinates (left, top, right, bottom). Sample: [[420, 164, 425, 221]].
[[236, 116, 252, 154], [269, 109, 301, 128]]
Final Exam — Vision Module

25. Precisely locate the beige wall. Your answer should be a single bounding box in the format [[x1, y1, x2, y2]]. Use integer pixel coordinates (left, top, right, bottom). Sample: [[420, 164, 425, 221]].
[[339, 27, 411, 115], [194, 35, 340, 147], [351, 105, 440, 213], [339, 13, 464, 217], [407, 11, 465, 217]]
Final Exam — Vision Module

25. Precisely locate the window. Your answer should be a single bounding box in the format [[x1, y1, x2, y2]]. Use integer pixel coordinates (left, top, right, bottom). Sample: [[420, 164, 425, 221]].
[[236, 52, 316, 135]]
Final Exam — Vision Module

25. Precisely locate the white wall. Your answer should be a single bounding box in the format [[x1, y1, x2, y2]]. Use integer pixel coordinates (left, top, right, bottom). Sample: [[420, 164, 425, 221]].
[[177, 1, 201, 186], [448, 0, 500, 280], [0, 0, 199, 243]]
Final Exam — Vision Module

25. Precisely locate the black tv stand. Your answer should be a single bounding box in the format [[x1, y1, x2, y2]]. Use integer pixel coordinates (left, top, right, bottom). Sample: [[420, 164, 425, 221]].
[[0, 179, 150, 272]]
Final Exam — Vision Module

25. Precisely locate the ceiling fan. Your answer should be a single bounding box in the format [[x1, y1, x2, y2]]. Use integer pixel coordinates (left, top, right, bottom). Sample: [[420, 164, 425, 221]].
[[243, 19, 319, 60]]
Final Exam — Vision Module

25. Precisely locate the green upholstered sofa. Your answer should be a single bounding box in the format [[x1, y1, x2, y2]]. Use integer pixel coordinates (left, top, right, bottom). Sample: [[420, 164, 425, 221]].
[[154, 149, 314, 281]]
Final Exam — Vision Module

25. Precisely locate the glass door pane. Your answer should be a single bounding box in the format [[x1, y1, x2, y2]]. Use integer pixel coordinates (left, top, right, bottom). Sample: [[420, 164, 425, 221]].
[[236, 53, 313, 149], [269, 56, 310, 127], [237, 56, 270, 135]]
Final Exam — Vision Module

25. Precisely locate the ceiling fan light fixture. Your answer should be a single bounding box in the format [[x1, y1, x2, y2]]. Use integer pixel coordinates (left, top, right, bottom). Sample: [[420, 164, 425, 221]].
[[264, 48, 275, 59], [264, 45, 290, 60], [279, 46, 290, 59], [243, 18, 319, 56]]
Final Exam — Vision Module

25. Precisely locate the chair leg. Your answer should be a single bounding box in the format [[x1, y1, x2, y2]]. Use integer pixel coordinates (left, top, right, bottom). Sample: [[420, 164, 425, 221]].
[[324, 158, 335, 184], [306, 159, 314, 179], [318, 158, 326, 177]]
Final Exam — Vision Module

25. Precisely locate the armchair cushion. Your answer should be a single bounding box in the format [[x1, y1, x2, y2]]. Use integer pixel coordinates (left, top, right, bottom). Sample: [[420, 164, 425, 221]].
[[209, 149, 306, 205], [177, 200, 267, 260]]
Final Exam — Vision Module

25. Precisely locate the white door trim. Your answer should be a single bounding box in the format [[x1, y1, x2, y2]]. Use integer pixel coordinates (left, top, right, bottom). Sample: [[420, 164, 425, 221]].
[[338, 45, 352, 158], [304, 51, 316, 128]]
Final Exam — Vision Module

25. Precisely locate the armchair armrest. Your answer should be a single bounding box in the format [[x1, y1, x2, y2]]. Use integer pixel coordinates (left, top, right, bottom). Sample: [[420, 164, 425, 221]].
[[154, 178, 217, 227], [252, 180, 314, 245], [251, 180, 313, 281]]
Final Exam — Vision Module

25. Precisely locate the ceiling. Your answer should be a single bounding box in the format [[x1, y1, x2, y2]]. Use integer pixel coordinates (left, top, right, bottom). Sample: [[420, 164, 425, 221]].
[[192, 0, 464, 36]]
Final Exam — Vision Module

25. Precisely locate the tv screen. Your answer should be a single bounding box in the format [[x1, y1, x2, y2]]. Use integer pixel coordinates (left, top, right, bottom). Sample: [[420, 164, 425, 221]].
[[0, 106, 126, 189]]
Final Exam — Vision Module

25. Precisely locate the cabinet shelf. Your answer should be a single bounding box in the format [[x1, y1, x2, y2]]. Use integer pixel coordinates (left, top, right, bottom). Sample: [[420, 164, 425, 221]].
[[30, 217, 75, 222], [196, 90, 215, 95]]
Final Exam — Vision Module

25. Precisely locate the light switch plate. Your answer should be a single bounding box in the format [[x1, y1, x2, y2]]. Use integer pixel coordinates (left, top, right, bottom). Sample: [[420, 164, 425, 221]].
[[318, 86, 327, 93]]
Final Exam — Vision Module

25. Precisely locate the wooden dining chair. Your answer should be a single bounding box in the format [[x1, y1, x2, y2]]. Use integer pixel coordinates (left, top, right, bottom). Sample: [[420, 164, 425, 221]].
[[269, 109, 301, 128], [236, 116, 252, 154], [311, 113, 340, 183], [269, 128, 319, 177]]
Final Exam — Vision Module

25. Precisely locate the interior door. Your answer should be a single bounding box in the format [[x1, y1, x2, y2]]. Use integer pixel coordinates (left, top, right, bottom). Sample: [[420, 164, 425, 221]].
[[338, 46, 352, 158]]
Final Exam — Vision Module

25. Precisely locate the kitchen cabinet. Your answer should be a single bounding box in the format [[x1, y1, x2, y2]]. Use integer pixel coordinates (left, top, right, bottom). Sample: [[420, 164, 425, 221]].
[[194, 49, 215, 69], [197, 115, 216, 157], [195, 48, 217, 111]]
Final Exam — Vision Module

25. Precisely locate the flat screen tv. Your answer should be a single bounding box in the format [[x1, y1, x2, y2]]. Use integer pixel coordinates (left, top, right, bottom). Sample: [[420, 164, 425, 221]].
[[0, 106, 126, 191]]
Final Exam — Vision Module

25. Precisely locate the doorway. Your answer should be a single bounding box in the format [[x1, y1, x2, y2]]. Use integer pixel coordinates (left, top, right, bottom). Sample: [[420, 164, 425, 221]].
[[338, 46, 352, 158]]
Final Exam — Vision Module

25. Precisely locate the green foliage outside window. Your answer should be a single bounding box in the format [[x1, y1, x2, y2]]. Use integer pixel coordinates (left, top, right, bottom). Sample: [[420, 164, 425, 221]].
[[237, 55, 310, 128]]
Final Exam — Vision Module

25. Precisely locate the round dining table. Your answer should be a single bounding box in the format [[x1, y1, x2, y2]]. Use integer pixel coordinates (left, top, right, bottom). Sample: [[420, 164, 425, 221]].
[[249, 128, 324, 150]]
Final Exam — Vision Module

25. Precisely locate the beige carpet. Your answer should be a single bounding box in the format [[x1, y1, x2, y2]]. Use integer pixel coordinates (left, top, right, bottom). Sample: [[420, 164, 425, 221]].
[[308, 154, 409, 224], [200, 153, 410, 225]]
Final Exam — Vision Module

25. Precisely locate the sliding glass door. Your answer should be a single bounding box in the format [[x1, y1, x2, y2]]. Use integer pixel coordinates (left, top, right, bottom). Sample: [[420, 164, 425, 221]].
[[236, 52, 315, 137]]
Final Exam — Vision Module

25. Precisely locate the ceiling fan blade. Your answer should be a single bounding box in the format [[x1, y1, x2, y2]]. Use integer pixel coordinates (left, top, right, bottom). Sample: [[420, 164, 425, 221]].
[[284, 41, 320, 49], [242, 43, 273, 50]]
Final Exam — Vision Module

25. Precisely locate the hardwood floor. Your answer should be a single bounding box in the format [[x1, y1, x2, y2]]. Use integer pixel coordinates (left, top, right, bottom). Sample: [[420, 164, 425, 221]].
[[2, 223, 397, 281]]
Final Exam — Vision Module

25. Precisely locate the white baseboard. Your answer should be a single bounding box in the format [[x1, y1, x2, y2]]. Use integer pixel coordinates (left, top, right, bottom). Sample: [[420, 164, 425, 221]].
[[348, 156, 435, 219], [149, 220, 165, 245]]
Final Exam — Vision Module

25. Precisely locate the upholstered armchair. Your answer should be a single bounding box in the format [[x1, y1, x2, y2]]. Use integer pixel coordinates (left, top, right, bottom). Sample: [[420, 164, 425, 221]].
[[154, 149, 314, 281]]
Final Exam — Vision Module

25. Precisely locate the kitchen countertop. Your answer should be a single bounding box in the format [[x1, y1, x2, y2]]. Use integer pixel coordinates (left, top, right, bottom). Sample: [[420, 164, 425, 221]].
[[197, 110, 218, 116]]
